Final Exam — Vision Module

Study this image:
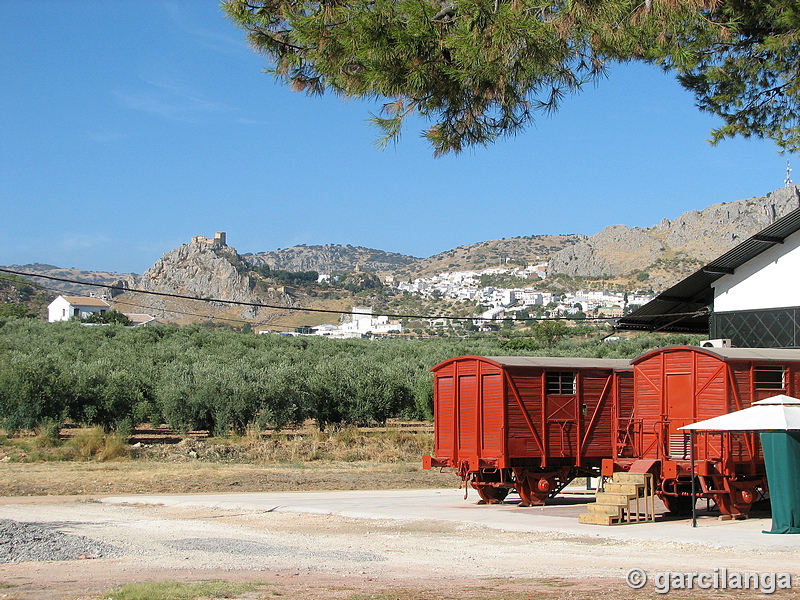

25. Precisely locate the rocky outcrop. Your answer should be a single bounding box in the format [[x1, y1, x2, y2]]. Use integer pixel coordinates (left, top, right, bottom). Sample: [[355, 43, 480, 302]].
[[138, 242, 254, 303], [122, 239, 296, 324], [652, 186, 800, 261], [547, 225, 665, 277], [548, 186, 800, 279], [244, 244, 417, 274]]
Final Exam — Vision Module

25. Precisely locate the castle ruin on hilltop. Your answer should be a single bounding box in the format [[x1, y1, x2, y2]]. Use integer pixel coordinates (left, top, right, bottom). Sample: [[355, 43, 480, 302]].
[[191, 232, 227, 248]]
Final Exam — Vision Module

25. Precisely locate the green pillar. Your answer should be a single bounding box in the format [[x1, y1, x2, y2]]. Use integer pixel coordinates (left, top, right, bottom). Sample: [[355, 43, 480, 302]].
[[760, 431, 800, 534]]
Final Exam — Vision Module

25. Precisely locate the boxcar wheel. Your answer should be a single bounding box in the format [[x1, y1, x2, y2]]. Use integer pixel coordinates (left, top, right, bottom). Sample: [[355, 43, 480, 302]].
[[475, 484, 509, 504], [472, 470, 510, 504], [517, 478, 548, 506]]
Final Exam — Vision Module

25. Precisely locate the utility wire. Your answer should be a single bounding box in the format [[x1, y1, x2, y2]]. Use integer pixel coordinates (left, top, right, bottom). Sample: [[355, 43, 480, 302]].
[[0, 267, 707, 325], [110, 296, 293, 329], [0, 272, 296, 329]]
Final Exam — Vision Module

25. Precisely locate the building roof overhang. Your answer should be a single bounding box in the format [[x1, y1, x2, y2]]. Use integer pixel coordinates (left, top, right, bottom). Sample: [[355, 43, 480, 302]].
[[616, 204, 800, 334]]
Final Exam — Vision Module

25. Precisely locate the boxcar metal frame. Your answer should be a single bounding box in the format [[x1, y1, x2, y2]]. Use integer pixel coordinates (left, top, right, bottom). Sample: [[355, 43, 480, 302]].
[[423, 355, 634, 505], [604, 346, 800, 518]]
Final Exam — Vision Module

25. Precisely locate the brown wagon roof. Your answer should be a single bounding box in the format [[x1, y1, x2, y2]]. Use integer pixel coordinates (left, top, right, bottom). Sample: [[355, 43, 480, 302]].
[[432, 355, 632, 371], [698, 347, 800, 361], [632, 345, 800, 364], [484, 356, 633, 370]]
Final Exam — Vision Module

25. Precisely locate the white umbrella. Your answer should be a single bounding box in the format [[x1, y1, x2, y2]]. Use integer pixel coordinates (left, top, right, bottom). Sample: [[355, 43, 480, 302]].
[[679, 395, 800, 432], [678, 395, 800, 530]]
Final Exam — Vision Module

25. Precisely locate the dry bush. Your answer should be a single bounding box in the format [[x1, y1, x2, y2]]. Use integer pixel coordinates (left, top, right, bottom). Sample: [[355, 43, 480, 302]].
[[134, 424, 433, 464], [65, 427, 129, 461], [2, 422, 432, 466], [243, 425, 433, 463]]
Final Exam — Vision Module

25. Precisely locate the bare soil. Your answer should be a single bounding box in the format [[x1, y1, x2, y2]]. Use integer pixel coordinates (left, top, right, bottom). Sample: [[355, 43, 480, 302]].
[[1, 426, 794, 600], [0, 497, 781, 600]]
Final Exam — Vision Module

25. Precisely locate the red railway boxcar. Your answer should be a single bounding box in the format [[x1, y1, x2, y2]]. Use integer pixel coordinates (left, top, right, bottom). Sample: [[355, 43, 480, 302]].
[[423, 355, 634, 505], [605, 346, 800, 518]]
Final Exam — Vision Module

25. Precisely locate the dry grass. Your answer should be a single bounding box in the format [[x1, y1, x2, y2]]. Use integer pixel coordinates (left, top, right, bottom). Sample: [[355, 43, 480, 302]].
[[0, 422, 433, 463], [137, 424, 434, 464], [70, 427, 130, 461], [0, 422, 450, 496], [0, 426, 129, 463], [103, 580, 266, 600], [0, 459, 451, 496]]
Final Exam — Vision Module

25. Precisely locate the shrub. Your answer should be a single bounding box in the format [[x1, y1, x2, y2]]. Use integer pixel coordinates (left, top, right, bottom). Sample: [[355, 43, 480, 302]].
[[67, 427, 129, 461], [0, 318, 701, 438]]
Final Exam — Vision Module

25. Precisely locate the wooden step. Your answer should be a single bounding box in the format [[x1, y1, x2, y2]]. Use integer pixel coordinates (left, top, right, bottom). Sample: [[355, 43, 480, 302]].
[[579, 471, 655, 526], [614, 472, 650, 485], [594, 492, 634, 505], [604, 482, 643, 495], [587, 503, 623, 516], [578, 513, 619, 525]]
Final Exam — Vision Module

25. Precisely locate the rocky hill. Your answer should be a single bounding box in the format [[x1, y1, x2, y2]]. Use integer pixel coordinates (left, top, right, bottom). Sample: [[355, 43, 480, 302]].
[[242, 236, 587, 279], [5, 186, 800, 324], [237, 186, 800, 285], [112, 239, 310, 327], [243, 245, 418, 274], [0, 272, 54, 318], [400, 235, 585, 278], [2, 263, 137, 297], [137, 243, 255, 304], [547, 186, 800, 287]]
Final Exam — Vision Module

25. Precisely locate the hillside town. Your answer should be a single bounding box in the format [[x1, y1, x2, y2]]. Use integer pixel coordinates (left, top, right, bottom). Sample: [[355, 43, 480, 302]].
[[42, 261, 656, 338], [262, 262, 658, 337], [395, 266, 656, 323]]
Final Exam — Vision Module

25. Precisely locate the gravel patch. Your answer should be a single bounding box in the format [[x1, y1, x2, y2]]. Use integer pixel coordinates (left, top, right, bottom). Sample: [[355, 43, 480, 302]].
[[167, 536, 386, 563], [0, 518, 121, 563], [167, 537, 291, 557]]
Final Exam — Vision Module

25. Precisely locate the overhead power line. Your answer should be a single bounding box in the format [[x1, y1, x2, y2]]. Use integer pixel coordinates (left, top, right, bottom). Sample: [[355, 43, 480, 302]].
[[0, 267, 701, 325], [0, 272, 305, 330], [1, 267, 513, 322], [0, 272, 285, 327]]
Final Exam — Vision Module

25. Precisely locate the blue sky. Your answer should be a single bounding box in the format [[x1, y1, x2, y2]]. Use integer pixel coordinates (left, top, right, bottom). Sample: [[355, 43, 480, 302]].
[[1, 1, 795, 275]]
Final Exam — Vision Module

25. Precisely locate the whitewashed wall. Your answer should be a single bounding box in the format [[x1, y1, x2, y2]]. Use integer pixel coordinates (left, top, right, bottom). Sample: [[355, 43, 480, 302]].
[[713, 229, 800, 311]]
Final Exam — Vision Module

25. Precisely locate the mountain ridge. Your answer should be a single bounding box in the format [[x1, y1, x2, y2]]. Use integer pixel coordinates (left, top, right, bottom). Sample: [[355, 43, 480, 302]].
[[5, 186, 800, 323], [546, 185, 800, 287]]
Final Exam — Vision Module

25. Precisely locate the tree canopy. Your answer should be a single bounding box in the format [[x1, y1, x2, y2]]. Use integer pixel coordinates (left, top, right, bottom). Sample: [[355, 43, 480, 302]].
[[223, 0, 800, 155]]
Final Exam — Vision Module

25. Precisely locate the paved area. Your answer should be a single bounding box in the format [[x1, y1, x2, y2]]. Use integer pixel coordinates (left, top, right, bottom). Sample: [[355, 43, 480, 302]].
[[2, 488, 798, 599], [101, 487, 800, 552]]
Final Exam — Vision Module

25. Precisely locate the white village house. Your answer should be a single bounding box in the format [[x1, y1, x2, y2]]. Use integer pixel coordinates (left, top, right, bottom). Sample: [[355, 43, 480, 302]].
[[47, 295, 110, 322]]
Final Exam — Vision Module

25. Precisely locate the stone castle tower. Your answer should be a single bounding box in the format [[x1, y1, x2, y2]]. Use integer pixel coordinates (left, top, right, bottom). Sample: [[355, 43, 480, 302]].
[[191, 232, 227, 248]]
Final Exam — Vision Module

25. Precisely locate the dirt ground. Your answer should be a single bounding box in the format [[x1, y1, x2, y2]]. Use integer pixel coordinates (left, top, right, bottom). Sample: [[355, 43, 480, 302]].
[[1, 432, 798, 600], [0, 422, 444, 496], [3, 494, 790, 600], [1, 477, 798, 600]]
